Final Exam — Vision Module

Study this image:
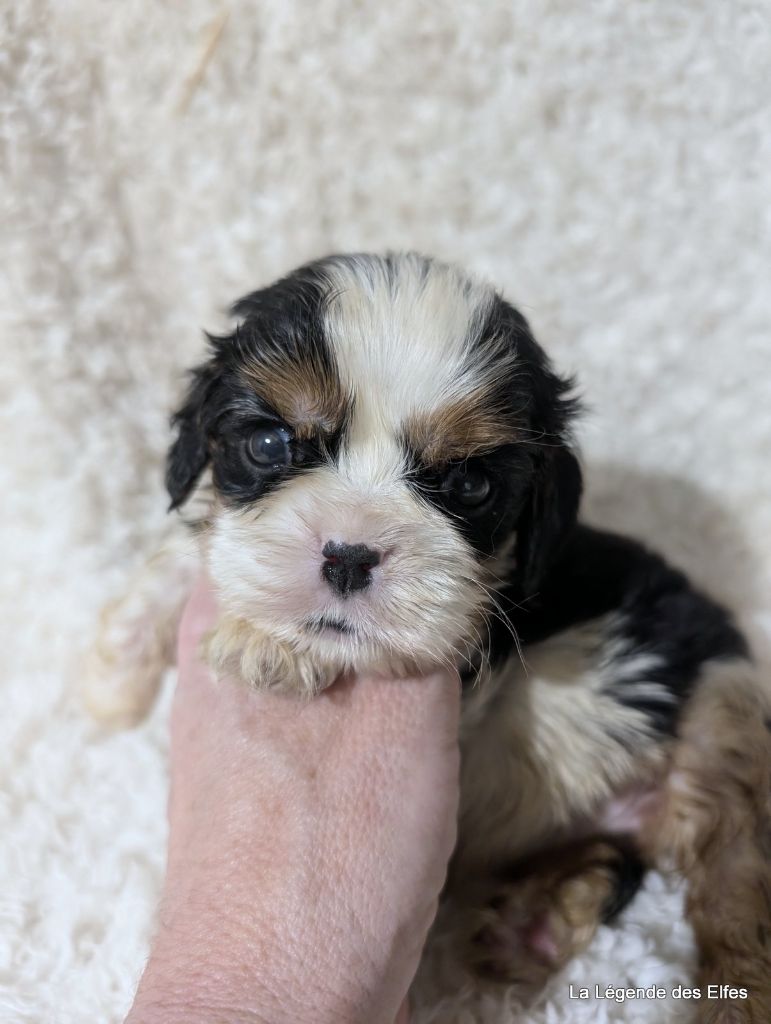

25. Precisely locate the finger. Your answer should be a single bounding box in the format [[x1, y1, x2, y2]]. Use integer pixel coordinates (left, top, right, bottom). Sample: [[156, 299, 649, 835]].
[[170, 576, 222, 746], [176, 575, 218, 670], [342, 668, 462, 752], [394, 997, 410, 1024]]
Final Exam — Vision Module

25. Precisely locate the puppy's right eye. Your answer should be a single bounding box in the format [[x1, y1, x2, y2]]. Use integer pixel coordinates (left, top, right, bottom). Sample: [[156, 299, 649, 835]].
[[245, 425, 292, 469]]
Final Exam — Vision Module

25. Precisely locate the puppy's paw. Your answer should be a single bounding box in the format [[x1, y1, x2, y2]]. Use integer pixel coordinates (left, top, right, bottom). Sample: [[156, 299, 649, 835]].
[[463, 841, 644, 994], [206, 617, 340, 696], [81, 602, 169, 728], [463, 884, 569, 995], [81, 537, 195, 728]]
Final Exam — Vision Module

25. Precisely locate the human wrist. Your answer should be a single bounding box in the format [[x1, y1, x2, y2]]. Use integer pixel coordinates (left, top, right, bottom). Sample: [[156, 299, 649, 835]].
[[126, 944, 365, 1024], [125, 887, 386, 1024]]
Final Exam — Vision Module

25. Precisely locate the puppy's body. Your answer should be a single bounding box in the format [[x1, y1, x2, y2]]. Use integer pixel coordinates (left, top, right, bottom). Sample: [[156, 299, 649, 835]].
[[86, 253, 771, 1020], [459, 523, 749, 869]]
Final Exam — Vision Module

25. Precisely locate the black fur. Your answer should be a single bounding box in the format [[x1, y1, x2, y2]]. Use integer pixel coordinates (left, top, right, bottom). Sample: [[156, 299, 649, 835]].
[[409, 443, 533, 558], [408, 295, 582, 573], [599, 843, 647, 924], [163, 252, 758, 967], [167, 257, 582, 603], [165, 261, 342, 510], [165, 362, 219, 509], [166, 253, 749, 746], [484, 524, 749, 736], [495, 837, 647, 925], [480, 298, 583, 594]]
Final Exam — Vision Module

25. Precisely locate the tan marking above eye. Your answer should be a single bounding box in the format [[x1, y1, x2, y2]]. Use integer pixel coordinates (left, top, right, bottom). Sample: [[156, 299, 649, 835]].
[[238, 354, 348, 440], [405, 394, 520, 464]]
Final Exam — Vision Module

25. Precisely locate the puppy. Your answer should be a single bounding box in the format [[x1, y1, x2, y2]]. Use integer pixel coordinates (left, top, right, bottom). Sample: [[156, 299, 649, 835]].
[[85, 253, 771, 1020]]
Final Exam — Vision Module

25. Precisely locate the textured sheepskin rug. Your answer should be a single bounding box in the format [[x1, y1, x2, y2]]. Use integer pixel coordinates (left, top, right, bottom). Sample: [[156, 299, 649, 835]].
[[2, 2, 770, 1022]]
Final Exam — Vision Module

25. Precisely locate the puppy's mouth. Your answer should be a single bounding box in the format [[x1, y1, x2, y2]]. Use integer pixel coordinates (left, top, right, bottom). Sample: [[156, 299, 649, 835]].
[[305, 614, 358, 637]]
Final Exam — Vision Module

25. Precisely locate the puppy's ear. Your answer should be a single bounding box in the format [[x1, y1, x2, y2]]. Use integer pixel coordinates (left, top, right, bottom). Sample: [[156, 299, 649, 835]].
[[510, 334, 583, 594], [486, 300, 582, 593], [516, 443, 582, 596], [165, 362, 217, 511]]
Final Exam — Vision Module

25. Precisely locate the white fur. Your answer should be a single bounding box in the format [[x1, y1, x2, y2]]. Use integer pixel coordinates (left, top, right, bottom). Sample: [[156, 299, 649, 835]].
[[199, 255, 511, 686], [3, 3, 770, 1022], [457, 618, 668, 872], [207, 462, 482, 672], [321, 254, 504, 442]]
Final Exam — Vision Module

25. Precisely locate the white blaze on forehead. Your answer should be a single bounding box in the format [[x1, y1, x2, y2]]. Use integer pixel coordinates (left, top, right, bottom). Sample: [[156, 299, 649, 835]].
[[334, 433, 406, 489], [319, 255, 501, 457]]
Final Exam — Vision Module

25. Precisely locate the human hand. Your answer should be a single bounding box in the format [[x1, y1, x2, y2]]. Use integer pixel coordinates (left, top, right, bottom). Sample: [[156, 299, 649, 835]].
[[125, 577, 461, 1024]]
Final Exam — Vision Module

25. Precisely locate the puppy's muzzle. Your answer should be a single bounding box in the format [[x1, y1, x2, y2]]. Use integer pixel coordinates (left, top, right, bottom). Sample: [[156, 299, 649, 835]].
[[322, 540, 381, 596]]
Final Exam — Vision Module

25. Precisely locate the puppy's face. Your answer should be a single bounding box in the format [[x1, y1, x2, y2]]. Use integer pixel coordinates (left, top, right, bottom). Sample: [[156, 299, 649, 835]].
[[167, 254, 580, 673]]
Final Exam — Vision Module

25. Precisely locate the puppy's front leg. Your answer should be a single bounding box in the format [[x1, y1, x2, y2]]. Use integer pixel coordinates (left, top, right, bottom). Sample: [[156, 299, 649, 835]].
[[206, 616, 342, 696], [82, 531, 198, 727]]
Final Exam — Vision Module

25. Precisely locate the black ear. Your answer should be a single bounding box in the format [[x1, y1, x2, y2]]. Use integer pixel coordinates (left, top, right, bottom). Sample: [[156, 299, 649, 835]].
[[516, 444, 582, 596], [508, 328, 583, 594], [165, 363, 217, 511]]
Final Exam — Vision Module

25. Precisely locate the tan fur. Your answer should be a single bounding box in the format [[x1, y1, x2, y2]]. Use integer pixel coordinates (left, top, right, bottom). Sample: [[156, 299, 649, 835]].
[[85, 522, 771, 1020], [239, 355, 348, 439], [83, 532, 197, 727], [462, 840, 635, 997], [453, 657, 771, 1018], [82, 254, 771, 1016], [641, 660, 771, 1023], [206, 612, 425, 698], [319, 255, 516, 456], [205, 615, 337, 696], [404, 396, 519, 465]]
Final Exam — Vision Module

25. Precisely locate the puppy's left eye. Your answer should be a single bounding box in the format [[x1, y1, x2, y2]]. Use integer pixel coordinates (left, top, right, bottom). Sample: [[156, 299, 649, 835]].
[[246, 425, 292, 469], [443, 465, 492, 508]]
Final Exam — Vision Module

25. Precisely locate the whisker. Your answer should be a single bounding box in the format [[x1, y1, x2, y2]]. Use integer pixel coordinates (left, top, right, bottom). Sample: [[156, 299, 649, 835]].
[[460, 574, 529, 677]]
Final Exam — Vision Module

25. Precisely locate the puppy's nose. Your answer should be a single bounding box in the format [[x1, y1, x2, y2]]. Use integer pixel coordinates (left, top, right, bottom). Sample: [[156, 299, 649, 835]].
[[321, 540, 381, 597]]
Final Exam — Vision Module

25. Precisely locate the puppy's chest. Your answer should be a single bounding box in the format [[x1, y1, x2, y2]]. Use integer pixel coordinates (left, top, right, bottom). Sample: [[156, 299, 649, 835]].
[[455, 616, 669, 869]]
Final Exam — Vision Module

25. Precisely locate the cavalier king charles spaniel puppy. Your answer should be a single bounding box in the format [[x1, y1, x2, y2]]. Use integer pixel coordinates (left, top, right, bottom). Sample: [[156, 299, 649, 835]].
[[86, 253, 771, 1020]]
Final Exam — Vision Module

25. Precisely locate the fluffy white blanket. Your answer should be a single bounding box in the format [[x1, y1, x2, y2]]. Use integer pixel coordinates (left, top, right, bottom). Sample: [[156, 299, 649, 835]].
[[2, 2, 769, 1021]]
